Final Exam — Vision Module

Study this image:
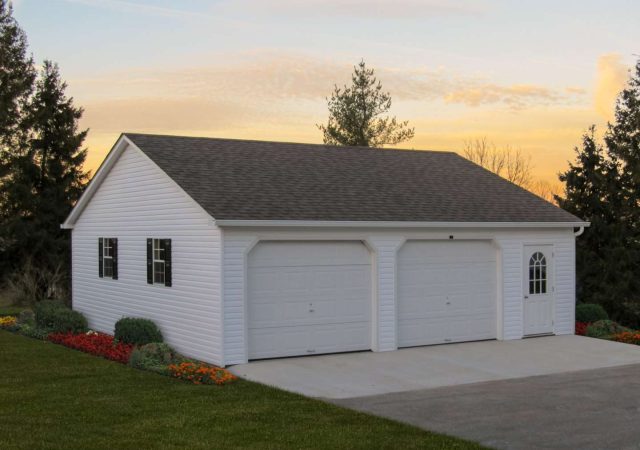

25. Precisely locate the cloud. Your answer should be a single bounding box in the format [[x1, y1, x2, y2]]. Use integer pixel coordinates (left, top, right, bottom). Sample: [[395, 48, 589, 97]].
[[594, 53, 629, 120], [71, 52, 582, 111], [443, 84, 562, 108], [82, 97, 256, 131], [61, 0, 204, 19], [229, 0, 488, 19]]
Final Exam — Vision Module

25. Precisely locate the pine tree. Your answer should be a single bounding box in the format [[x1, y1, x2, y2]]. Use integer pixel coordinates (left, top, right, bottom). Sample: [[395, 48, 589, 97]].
[[318, 60, 414, 147], [0, 0, 34, 143], [556, 127, 638, 317], [605, 60, 640, 186], [0, 0, 35, 274], [6, 61, 88, 275]]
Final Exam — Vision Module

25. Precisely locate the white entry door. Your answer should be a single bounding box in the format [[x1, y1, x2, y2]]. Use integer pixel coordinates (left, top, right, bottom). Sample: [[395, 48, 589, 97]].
[[397, 241, 497, 347], [247, 241, 372, 359], [523, 245, 554, 336]]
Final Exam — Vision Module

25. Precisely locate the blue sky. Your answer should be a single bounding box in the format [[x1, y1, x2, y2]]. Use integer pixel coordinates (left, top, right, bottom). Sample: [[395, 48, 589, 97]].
[[12, 0, 640, 184]]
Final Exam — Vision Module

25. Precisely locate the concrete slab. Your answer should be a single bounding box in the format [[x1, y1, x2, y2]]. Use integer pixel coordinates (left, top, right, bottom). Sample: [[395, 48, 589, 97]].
[[333, 364, 640, 450], [229, 335, 640, 399]]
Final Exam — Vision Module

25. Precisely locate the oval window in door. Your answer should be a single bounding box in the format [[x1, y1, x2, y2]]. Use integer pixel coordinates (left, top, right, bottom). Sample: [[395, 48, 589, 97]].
[[528, 252, 547, 294]]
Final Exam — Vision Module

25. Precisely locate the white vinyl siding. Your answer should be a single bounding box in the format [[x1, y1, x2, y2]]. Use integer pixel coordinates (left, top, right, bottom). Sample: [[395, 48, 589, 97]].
[[222, 227, 576, 364], [71, 144, 223, 365]]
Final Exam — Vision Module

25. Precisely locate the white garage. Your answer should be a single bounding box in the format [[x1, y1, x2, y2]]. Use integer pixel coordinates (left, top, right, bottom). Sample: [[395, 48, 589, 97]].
[[63, 133, 586, 366], [247, 241, 372, 359], [397, 240, 497, 347]]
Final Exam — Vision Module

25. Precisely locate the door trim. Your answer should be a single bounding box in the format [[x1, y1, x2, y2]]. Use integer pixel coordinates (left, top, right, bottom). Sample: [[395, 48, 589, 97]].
[[522, 244, 555, 336]]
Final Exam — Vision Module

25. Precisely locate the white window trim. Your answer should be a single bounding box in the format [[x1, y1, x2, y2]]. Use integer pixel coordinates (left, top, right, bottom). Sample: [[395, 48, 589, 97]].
[[528, 251, 547, 294], [103, 237, 114, 279], [153, 238, 165, 284]]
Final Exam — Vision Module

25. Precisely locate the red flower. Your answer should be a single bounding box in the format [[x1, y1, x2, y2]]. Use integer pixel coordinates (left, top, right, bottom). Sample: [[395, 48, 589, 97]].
[[48, 332, 133, 364], [575, 322, 590, 336]]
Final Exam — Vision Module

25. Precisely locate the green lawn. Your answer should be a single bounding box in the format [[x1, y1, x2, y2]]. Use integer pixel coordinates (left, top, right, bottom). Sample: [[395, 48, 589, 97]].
[[0, 331, 485, 449]]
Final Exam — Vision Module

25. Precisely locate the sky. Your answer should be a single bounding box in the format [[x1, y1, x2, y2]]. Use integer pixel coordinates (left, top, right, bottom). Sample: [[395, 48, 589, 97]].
[[11, 0, 640, 186]]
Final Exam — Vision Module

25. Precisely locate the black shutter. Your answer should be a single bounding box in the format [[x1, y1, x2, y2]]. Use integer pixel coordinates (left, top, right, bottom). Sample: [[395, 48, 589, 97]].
[[146, 238, 153, 284], [98, 238, 103, 278], [111, 238, 118, 280], [163, 239, 172, 287]]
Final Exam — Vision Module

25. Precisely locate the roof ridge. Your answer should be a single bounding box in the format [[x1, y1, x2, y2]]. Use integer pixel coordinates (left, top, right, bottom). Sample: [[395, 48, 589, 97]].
[[123, 132, 458, 156]]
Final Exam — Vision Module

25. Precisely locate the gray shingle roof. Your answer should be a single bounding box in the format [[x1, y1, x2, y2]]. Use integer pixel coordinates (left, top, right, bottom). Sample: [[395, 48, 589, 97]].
[[124, 133, 581, 223]]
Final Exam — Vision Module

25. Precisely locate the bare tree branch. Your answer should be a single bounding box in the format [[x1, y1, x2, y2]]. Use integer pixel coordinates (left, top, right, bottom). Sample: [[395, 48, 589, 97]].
[[462, 137, 532, 188]]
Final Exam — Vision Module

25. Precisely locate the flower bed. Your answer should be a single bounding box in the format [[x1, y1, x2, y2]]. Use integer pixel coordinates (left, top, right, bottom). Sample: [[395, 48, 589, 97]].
[[575, 321, 590, 336], [610, 331, 640, 345], [168, 361, 237, 385], [48, 331, 134, 364], [0, 316, 17, 328]]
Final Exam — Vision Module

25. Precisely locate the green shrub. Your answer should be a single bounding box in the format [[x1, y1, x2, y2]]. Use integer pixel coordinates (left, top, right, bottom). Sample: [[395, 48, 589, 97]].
[[576, 303, 609, 323], [34, 300, 66, 328], [18, 324, 52, 340], [586, 320, 630, 339], [50, 308, 88, 333], [114, 317, 163, 345], [128, 342, 180, 374], [34, 300, 87, 333], [17, 310, 35, 326]]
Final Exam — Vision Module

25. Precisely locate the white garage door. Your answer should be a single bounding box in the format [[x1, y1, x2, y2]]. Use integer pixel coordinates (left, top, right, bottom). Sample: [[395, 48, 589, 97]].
[[247, 241, 372, 359], [398, 241, 497, 347]]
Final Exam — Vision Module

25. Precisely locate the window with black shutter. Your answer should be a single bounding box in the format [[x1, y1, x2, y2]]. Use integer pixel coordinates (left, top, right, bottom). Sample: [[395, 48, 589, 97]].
[[99, 237, 118, 280], [148, 238, 172, 286]]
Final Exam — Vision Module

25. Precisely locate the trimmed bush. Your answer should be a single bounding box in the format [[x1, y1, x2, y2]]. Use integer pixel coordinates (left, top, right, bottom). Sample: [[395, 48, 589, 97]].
[[576, 303, 608, 323], [34, 300, 87, 333], [586, 320, 630, 339], [114, 317, 163, 345], [17, 310, 35, 326], [128, 342, 179, 373], [50, 308, 88, 333], [34, 300, 66, 328]]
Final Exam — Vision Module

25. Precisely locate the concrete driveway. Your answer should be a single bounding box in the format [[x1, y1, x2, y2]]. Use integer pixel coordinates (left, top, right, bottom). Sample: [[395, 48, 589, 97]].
[[334, 364, 640, 450], [230, 335, 640, 399]]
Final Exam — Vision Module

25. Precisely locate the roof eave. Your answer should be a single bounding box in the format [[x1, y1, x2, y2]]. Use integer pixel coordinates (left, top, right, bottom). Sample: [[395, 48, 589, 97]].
[[214, 220, 590, 228]]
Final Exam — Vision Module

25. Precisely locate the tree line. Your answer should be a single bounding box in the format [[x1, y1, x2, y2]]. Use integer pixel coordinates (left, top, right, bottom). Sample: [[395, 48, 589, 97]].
[[0, 0, 87, 302]]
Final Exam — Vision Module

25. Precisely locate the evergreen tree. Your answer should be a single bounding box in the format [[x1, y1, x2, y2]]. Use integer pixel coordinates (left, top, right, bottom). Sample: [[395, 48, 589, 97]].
[[605, 60, 640, 187], [0, 0, 35, 274], [0, 0, 34, 142], [556, 127, 638, 317], [318, 60, 414, 147], [0, 10, 88, 298], [20, 61, 88, 271]]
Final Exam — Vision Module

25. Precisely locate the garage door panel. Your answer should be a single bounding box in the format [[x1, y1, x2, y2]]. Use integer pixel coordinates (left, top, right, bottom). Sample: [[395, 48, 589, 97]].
[[248, 241, 372, 360], [398, 241, 497, 347], [249, 322, 370, 359]]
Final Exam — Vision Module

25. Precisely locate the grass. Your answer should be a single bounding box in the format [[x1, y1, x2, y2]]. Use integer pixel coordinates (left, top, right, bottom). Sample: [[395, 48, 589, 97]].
[[0, 331, 485, 450]]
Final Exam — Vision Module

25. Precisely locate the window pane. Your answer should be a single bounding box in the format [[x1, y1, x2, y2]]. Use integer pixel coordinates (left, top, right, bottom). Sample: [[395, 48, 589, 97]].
[[154, 261, 165, 283], [529, 267, 534, 280], [536, 280, 541, 294], [104, 258, 113, 277], [541, 265, 546, 281], [541, 280, 547, 293], [529, 280, 534, 294]]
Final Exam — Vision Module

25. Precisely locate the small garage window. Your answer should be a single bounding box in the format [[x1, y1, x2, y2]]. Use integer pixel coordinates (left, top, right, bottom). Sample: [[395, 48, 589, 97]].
[[528, 251, 547, 294], [146, 238, 172, 287], [98, 238, 118, 279]]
